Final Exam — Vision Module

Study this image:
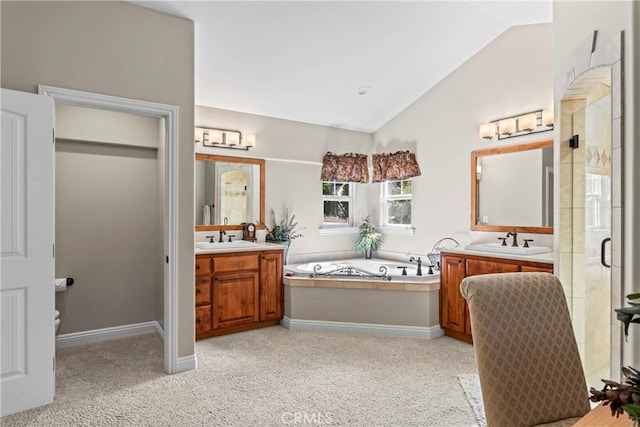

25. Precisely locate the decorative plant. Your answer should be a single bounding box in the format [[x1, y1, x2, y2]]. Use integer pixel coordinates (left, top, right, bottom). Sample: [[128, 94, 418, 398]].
[[266, 208, 304, 241], [589, 293, 640, 424], [355, 215, 382, 254]]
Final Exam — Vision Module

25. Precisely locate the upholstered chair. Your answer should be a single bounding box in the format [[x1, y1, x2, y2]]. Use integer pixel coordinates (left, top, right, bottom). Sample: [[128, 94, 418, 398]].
[[460, 272, 590, 427]]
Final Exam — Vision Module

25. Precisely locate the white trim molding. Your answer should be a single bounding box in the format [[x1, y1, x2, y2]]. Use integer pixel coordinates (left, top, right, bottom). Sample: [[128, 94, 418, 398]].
[[318, 226, 358, 236], [378, 226, 416, 236], [56, 321, 164, 349], [38, 85, 181, 374], [281, 316, 444, 339], [176, 354, 198, 372]]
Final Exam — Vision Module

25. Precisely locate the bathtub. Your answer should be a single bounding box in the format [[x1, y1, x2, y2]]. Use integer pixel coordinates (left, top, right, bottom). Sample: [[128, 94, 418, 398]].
[[282, 258, 443, 340], [285, 258, 439, 281]]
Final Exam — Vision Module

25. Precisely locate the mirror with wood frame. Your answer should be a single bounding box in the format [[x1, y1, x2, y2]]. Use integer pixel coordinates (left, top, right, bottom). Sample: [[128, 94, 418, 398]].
[[195, 153, 265, 231], [471, 139, 554, 234]]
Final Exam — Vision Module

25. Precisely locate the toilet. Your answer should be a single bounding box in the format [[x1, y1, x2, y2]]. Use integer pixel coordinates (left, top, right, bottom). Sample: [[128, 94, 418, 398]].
[[54, 277, 73, 334]]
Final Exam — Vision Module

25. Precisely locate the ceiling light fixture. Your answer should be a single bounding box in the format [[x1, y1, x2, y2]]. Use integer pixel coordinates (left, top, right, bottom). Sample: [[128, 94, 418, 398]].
[[479, 109, 554, 141], [195, 126, 256, 150]]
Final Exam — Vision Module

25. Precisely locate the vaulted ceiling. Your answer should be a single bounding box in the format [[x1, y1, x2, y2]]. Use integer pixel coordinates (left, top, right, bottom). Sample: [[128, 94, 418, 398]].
[[133, 1, 552, 133]]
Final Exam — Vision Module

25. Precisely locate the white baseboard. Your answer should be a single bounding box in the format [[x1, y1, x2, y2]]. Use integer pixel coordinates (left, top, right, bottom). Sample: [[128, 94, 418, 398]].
[[281, 316, 444, 339], [176, 354, 198, 372], [56, 321, 164, 349]]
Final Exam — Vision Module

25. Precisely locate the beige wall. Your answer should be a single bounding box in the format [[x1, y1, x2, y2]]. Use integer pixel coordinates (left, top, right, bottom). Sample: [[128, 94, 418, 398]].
[[1, 1, 195, 357], [195, 106, 373, 261], [553, 0, 638, 369], [373, 24, 554, 258]]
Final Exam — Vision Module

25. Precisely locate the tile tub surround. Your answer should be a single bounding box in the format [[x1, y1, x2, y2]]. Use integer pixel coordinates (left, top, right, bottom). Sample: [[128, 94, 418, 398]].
[[282, 260, 441, 339]]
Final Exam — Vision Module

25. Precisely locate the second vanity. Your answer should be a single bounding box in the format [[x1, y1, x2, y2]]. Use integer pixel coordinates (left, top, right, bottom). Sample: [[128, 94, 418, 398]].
[[439, 248, 553, 343], [195, 243, 284, 340]]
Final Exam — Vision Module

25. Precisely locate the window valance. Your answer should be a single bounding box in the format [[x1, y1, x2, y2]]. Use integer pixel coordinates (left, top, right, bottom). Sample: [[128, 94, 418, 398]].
[[320, 152, 369, 183], [372, 151, 421, 183]]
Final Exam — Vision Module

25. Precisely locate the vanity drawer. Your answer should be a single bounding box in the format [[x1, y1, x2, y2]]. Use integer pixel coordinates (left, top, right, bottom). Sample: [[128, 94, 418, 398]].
[[466, 259, 519, 276], [195, 277, 211, 306], [195, 257, 212, 275], [213, 253, 259, 273], [195, 305, 212, 335]]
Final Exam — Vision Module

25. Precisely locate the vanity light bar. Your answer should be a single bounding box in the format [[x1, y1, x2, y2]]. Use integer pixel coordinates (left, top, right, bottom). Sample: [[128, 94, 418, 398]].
[[195, 126, 256, 150], [479, 109, 554, 141]]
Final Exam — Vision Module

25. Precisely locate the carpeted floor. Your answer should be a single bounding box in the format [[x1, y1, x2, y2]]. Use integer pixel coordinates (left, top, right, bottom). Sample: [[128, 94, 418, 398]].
[[3, 326, 480, 426]]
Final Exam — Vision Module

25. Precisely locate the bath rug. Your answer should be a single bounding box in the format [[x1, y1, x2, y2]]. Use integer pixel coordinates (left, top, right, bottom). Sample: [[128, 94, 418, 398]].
[[458, 373, 487, 427]]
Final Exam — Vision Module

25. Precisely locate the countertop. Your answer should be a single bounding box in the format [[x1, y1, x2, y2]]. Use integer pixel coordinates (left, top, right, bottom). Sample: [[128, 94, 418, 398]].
[[440, 247, 554, 264], [195, 242, 286, 255]]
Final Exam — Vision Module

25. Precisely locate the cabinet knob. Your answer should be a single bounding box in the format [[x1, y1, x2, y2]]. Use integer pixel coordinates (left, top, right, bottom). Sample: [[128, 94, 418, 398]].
[[196, 265, 200, 270]]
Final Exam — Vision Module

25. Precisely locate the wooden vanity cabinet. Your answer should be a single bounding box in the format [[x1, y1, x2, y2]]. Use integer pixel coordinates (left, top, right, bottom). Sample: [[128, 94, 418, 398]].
[[439, 251, 554, 343], [195, 250, 283, 339], [440, 255, 466, 339], [260, 251, 283, 321]]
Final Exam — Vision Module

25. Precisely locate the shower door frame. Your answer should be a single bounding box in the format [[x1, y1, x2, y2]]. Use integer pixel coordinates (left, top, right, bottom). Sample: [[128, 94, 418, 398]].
[[555, 32, 625, 380]]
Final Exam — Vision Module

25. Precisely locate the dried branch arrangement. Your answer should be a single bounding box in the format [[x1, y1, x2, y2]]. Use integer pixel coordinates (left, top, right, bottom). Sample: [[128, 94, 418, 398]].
[[589, 366, 640, 422]]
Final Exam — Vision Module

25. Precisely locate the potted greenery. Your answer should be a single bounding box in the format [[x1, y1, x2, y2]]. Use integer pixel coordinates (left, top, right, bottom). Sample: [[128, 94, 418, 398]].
[[355, 215, 382, 259], [589, 293, 640, 424], [266, 208, 303, 264]]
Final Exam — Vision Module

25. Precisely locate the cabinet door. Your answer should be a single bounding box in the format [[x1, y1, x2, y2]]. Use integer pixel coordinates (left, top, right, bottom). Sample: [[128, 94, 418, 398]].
[[260, 252, 283, 321], [466, 259, 519, 276], [195, 306, 212, 335], [440, 255, 466, 333], [464, 304, 472, 336], [213, 271, 260, 328]]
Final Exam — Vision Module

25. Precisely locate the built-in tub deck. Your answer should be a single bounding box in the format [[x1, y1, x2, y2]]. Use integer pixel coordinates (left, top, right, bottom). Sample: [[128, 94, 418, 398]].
[[282, 258, 443, 339]]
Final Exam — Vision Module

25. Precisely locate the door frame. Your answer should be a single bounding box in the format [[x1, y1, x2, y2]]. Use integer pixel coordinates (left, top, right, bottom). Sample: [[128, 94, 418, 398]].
[[38, 85, 180, 374]]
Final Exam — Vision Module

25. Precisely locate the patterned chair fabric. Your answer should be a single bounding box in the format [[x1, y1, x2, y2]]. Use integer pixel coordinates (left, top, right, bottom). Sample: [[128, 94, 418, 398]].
[[460, 272, 590, 427]]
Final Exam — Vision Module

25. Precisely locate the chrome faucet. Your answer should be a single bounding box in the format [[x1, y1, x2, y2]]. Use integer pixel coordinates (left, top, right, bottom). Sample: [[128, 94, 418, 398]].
[[409, 256, 422, 276], [218, 230, 226, 243], [506, 230, 519, 247]]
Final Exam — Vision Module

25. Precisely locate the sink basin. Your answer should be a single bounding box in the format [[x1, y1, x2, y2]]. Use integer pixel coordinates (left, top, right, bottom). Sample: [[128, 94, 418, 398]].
[[465, 243, 552, 256], [196, 240, 258, 250]]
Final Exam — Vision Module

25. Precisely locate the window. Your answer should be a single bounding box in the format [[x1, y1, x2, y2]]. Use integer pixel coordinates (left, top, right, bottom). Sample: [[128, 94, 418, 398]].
[[322, 181, 353, 226], [382, 179, 412, 225]]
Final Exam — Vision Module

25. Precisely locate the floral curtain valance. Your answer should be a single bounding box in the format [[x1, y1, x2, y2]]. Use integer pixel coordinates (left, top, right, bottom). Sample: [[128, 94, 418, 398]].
[[372, 151, 421, 183], [320, 152, 369, 183]]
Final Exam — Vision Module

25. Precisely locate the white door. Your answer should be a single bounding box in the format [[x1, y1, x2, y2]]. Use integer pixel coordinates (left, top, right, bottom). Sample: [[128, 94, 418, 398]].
[[1, 88, 55, 416]]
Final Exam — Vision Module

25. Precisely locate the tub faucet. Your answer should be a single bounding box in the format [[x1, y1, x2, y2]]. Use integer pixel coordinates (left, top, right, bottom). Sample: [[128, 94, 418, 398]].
[[409, 256, 422, 276], [218, 230, 226, 243]]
